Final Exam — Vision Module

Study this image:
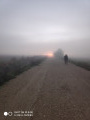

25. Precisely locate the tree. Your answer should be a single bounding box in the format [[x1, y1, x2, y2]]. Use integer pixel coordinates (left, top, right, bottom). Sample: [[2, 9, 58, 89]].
[[54, 49, 64, 59]]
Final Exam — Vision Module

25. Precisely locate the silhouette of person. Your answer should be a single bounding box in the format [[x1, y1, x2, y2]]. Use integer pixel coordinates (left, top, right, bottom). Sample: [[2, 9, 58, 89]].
[[64, 54, 68, 64]]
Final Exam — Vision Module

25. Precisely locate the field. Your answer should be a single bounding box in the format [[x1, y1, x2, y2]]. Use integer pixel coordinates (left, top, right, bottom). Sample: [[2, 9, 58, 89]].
[[0, 55, 47, 86]]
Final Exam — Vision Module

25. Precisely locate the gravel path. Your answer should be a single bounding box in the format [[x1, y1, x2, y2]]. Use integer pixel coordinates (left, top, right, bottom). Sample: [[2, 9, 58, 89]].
[[0, 58, 90, 120]]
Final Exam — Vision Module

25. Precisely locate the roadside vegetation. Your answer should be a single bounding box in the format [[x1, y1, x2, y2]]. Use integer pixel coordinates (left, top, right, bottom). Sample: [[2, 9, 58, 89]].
[[0, 55, 47, 86], [70, 58, 90, 71]]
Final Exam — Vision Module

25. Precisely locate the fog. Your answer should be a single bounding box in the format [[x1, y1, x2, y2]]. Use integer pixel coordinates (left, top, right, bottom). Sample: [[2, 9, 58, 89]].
[[0, 0, 90, 58]]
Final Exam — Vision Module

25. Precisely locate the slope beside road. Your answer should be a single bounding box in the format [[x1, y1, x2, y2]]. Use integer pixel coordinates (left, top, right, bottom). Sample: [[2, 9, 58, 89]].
[[0, 58, 90, 120]]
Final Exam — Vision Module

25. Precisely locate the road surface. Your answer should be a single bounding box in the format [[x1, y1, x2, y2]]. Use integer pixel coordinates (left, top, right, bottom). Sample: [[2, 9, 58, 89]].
[[0, 58, 90, 120]]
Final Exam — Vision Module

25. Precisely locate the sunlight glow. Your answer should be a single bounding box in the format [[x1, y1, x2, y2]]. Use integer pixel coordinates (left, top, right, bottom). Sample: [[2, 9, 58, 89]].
[[44, 52, 54, 57]]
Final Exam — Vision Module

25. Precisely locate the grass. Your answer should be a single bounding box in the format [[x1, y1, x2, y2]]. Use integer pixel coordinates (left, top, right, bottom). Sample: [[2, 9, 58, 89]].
[[70, 58, 90, 71], [0, 56, 47, 86]]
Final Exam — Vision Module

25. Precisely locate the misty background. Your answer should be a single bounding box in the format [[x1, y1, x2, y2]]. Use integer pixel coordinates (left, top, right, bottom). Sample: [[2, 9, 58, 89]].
[[0, 0, 90, 58]]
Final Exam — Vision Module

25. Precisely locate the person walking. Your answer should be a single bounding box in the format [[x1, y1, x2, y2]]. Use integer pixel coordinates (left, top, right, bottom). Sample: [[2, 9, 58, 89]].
[[64, 54, 68, 64]]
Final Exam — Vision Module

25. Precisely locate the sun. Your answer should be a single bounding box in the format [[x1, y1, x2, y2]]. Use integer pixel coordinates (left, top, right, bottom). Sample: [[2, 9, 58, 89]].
[[45, 52, 54, 57]]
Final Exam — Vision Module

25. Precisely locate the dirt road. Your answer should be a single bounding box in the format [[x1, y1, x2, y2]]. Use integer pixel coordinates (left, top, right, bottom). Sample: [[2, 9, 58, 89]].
[[0, 58, 90, 120]]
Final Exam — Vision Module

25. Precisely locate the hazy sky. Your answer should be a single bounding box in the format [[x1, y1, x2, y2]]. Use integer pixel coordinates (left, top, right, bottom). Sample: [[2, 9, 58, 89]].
[[0, 0, 90, 58]]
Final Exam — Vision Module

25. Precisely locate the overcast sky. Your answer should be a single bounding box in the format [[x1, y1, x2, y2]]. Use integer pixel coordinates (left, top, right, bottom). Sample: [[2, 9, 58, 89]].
[[0, 0, 90, 58]]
